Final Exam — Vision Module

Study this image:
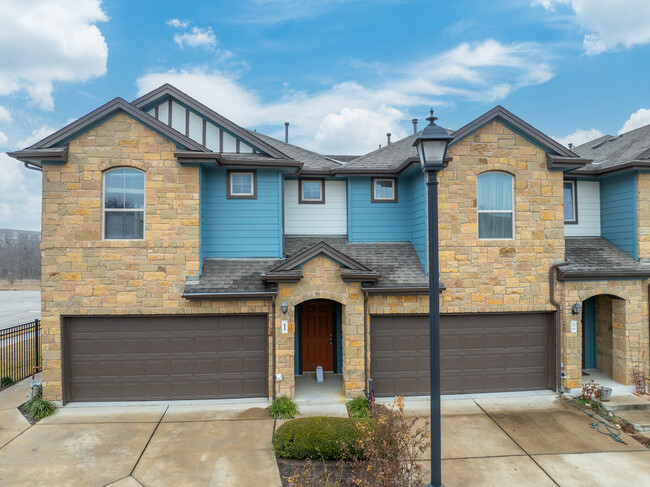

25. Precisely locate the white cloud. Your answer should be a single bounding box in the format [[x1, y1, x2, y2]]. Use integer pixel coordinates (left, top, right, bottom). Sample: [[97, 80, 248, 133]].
[[0, 131, 7, 146], [553, 128, 603, 148], [619, 108, 650, 134], [137, 39, 553, 153], [0, 0, 108, 110], [174, 27, 217, 49], [166, 18, 189, 28], [0, 106, 11, 123], [0, 153, 42, 231], [15, 126, 57, 149], [167, 19, 217, 50], [533, 0, 650, 54]]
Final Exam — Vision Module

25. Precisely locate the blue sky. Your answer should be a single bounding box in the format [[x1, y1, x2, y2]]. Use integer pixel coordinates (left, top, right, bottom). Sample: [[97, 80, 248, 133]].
[[1, 0, 650, 230]]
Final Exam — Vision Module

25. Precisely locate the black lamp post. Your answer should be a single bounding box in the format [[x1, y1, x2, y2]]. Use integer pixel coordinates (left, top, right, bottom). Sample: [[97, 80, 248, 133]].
[[413, 109, 453, 487]]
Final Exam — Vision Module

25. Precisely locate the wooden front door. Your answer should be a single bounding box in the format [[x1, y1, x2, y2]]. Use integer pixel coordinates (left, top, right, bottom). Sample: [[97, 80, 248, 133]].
[[301, 300, 334, 372]]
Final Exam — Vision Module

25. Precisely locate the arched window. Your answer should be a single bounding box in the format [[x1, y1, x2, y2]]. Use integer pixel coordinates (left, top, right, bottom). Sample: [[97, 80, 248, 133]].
[[477, 172, 514, 239], [103, 168, 144, 239]]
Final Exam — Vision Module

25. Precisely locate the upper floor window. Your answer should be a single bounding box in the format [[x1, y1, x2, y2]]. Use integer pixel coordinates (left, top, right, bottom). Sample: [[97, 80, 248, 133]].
[[227, 170, 256, 199], [104, 168, 144, 240], [299, 179, 324, 204], [564, 180, 578, 224], [477, 172, 514, 239], [372, 178, 397, 202]]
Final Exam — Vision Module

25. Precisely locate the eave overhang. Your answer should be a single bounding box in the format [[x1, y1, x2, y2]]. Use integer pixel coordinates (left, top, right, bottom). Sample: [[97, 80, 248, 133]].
[[547, 154, 592, 171], [567, 160, 650, 177], [6, 147, 69, 167], [557, 269, 650, 281], [173, 151, 303, 169], [182, 291, 277, 300], [361, 284, 445, 294]]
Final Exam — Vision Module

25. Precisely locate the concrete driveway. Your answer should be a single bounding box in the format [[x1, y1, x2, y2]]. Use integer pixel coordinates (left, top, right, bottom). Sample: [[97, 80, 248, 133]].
[[1, 381, 649, 487], [416, 395, 650, 486], [0, 380, 281, 486]]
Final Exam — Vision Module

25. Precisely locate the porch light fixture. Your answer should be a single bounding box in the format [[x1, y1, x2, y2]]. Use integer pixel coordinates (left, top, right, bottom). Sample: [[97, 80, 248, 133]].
[[413, 108, 453, 487], [572, 301, 582, 315], [413, 108, 454, 172], [281, 301, 288, 314]]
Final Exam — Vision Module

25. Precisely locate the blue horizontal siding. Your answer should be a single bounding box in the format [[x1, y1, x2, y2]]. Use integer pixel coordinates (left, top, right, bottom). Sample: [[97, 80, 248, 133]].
[[201, 167, 282, 258], [348, 176, 411, 242], [410, 171, 427, 272], [600, 173, 637, 259]]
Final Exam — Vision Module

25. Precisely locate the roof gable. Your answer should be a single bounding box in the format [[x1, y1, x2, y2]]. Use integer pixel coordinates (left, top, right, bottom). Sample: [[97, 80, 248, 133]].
[[450, 105, 577, 158], [132, 84, 289, 160], [23, 97, 207, 152]]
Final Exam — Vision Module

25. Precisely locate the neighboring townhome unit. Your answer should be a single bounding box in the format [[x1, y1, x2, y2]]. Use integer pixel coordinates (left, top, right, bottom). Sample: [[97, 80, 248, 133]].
[[7, 85, 648, 404]]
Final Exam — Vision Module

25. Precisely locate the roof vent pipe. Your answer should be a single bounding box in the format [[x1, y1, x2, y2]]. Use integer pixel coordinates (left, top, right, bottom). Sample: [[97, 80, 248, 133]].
[[568, 143, 574, 150], [386, 133, 391, 145], [284, 122, 289, 143], [412, 118, 418, 134]]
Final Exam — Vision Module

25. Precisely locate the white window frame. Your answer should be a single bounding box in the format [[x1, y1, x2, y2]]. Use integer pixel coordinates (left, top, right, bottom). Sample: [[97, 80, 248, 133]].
[[227, 170, 256, 199], [372, 178, 397, 202], [102, 167, 145, 241], [477, 172, 515, 241], [563, 179, 578, 224]]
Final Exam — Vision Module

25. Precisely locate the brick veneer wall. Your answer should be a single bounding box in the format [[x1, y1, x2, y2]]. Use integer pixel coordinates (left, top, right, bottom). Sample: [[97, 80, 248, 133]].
[[39, 113, 274, 401]]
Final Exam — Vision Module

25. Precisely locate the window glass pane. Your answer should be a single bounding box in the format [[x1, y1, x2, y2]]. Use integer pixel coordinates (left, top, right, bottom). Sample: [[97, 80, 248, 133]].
[[123, 212, 144, 239], [105, 168, 144, 209], [231, 173, 252, 194], [375, 180, 394, 199], [563, 182, 575, 220], [478, 213, 513, 239], [477, 173, 512, 211], [302, 181, 322, 200], [105, 211, 144, 239]]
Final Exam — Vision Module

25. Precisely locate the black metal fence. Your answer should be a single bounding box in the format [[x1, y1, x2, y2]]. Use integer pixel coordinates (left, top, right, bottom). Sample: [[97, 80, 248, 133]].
[[0, 320, 41, 383]]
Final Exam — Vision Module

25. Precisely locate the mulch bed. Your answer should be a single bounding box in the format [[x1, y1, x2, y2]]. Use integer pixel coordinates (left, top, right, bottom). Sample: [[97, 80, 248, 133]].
[[277, 458, 363, 487], [17, 402, 39, 426]]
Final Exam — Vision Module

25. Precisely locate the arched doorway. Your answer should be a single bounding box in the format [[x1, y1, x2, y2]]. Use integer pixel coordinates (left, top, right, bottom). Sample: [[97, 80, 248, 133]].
[[294, 299, 344, 401], [581, 294, 621, 383]]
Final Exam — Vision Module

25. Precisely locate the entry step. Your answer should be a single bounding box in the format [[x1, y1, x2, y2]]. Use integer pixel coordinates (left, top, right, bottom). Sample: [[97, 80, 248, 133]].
[[601, 393, 650, 412], [615, 409, 650, 432]]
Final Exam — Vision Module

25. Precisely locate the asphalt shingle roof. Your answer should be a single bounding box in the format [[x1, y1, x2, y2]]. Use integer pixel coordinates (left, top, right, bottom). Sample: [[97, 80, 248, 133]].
[[184, 236, 430, 295], [341, 132, 421, 170], [247, 131, 342, 171], [561, 237, 650, 279], [283, 236, 429, 289], [573, 124, 650, 172]]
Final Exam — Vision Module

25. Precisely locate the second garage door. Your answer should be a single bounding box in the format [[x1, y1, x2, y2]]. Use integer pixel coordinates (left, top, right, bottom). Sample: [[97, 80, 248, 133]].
[[370, 313, 555, 396], [63, 315, 268, 403]]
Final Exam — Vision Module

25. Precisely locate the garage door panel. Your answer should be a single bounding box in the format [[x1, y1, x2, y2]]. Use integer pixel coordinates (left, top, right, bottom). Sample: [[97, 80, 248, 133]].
[[64, 315, 268, 402], [371, 313, 555, 396]]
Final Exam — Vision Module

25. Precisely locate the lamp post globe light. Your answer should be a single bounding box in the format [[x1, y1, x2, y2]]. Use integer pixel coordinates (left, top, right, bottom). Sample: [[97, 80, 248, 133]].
[[413, 109, 453, 487]]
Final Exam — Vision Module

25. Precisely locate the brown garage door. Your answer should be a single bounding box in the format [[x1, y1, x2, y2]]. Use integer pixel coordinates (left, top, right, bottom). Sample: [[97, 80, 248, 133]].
[[370, 313, 555, 396], [63, 315, 268, 403]]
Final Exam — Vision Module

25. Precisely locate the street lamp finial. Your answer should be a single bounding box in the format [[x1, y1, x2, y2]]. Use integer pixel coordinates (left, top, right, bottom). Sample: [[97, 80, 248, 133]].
[[427, 108, 438, 125]]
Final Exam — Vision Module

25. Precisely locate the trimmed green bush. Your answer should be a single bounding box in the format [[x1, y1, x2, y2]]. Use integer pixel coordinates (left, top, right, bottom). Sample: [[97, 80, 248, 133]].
[[269, 396, 299, 419], [273, 416, 371, 460], [1, 376, 14, 388], [347, 396, 371, 418]]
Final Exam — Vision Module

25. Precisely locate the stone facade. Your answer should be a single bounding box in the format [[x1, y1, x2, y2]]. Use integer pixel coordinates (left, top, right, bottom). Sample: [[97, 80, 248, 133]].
[[557, 279, 649, 389], [439, 121, 564, 314], [274, 256, 365, 399], [39, 113, 275, 401], [637, 173, 650, 261]]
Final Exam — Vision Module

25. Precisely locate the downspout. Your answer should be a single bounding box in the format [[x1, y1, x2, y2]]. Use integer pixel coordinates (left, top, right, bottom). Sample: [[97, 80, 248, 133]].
[[271, 294, 277, 400], [363, 290, 369, 395], [549, 260, 569, 393], [24, 162, 43, 172]]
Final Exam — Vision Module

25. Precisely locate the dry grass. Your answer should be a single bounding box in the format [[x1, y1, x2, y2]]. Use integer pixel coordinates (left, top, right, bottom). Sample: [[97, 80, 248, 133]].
[[0, 279, 40, 291]]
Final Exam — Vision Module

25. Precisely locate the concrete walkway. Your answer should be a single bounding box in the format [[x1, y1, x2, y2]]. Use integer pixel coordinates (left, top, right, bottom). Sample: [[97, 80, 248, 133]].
[[1, 383, 649, 486]]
